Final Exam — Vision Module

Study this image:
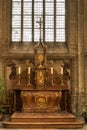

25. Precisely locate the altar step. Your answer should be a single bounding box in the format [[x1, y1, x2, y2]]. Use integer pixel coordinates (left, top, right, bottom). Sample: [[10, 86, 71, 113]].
[[3, 112, 84, 129], [11, 112, 76, 122]]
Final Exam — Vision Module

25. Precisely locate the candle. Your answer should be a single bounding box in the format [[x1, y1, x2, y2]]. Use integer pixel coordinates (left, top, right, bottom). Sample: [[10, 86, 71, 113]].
[[51, 67, 53, 74], [61, 67, 63, 74], [18, 67, 21, 74], [28, 67, 30, 74]]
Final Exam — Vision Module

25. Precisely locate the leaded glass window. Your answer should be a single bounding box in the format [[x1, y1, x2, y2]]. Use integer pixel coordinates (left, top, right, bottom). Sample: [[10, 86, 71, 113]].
[[12, 0, 66, 43]]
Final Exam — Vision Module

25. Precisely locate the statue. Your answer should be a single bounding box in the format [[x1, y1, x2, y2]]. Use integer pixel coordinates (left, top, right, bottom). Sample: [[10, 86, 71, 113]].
[[8, 62, 17, 79]]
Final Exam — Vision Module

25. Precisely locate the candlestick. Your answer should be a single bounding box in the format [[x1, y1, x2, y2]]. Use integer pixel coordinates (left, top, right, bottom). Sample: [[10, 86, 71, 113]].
[[27, 74, 31, 86], [51, 74, 54, 86], [51, 67, 53, 74], [51, 67, 54, 85], [18, 67, 21, 74], [28, 67, 30, 74], [61, 75, 64, 85], [61, 67, 63, 74]]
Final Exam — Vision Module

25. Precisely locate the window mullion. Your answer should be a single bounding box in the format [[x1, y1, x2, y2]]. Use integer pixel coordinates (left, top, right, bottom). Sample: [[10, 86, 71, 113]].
[[21, 0, 23, 43], [54, 0, 56, 42], [32, 0, 34, 43], [65, 0, 67, 42], [43, 0, 45, 43]]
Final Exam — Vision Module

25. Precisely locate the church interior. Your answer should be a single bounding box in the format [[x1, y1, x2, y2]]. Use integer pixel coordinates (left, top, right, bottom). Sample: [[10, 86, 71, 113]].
[[0, 0, 87, 129]]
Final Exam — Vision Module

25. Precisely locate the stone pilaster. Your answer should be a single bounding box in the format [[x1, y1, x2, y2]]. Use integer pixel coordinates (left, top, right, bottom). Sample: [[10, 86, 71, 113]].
[[84, 0, 87, 109], [71, 57, 78, 114], [68, 0, 78, 53], [84, 56, 87, 109], [0, 0, 3, 48], [77, 0, 85, 114]]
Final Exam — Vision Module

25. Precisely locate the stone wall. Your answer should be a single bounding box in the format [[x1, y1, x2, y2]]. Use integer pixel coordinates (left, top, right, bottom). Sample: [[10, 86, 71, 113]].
[[0, 0, 87, 115]]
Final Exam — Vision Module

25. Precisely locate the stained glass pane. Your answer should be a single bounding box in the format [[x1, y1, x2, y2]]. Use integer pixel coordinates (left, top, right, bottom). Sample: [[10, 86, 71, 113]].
[[56, 29, 65, 42], [23, 29, 32, 41], [24, 2, 32, 14], [34, 3, 43, 15], [24, 0, 32, 1], [34, 0, 43, 1], [45, 29, 54, 41], [56, 3, 65, 15], [56, 0, 65, 2], [45, 1, 54, 42], [56, 16, 65, 28], [12, 29, 21, 41], [12, 2, 21, 14], [45, 3, 54, 15], [45, 16, 54, 28], [12, 20, 21, 28], [23, 0, 32, 41], [12, 0, 21, 1], [56, 0, 65, 42], [23, 16, 32, 28], [12, 0, 21, 41], [34, 29, 40, 41], [45, 0, 54, 2]]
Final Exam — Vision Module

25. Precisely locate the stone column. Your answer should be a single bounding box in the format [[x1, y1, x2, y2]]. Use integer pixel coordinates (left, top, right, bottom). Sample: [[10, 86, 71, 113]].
[[71, 57, 78, 114], [84, 0, 87, 110], [84, 56, 87, 109], [77, 0, 85, 114], [0, 0, 3, 48], [68, 0, 78, 53]]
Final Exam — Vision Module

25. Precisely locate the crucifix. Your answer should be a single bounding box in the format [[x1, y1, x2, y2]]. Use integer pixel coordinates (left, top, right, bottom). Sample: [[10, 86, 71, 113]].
[[36, 17, 43, 45]]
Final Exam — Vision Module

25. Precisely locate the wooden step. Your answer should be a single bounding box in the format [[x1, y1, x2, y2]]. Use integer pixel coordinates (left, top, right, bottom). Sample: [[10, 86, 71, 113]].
[[11, 112, 76, 122], [3, 118, 84, 129], [3, 112, 84, 129]]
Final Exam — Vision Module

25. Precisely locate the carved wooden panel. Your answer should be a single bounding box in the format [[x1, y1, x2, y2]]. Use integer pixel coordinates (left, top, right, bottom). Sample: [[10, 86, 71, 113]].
[[21, 91, 62, 113]]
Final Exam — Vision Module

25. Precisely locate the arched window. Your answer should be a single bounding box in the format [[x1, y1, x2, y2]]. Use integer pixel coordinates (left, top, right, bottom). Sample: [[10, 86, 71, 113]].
[[12, 0, 66, 43]]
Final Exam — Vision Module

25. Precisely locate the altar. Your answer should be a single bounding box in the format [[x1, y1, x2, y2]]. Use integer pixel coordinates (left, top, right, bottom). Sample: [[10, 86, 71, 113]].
[[3, 46, 84, 128], [9, 29, 71, 114], [12, 87, 69, 113], [3, 18, 84, 129]]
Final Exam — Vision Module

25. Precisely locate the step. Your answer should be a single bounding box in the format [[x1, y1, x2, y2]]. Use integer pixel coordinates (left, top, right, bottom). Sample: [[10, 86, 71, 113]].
[[11, 112, 76, 122], [3, 118, 84, 129]]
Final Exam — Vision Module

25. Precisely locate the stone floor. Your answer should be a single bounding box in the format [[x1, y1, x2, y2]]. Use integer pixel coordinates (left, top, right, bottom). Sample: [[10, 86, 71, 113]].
[[0, 125, 87, 130], [0, 123, 87, 130], [0, 126, 87, 130]]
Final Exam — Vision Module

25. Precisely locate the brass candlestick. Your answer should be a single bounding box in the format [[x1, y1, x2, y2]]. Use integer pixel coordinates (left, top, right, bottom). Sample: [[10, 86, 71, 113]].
[[51, 67, 54, 86], [27, 74, 31, 86], [17, 67, 21, 85], [51, 74, 54, 86], [61, 63, 64, 85]]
